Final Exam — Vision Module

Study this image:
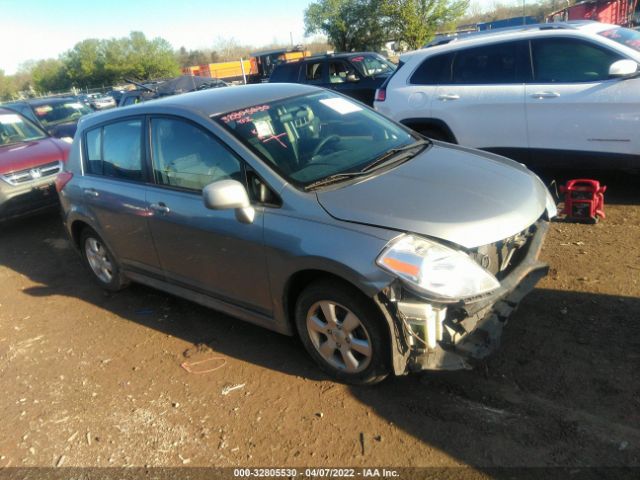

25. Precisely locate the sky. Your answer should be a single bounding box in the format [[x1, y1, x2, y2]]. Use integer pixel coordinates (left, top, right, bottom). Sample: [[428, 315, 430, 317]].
[[0, 0, 314, 74], [0, 0, 500, 75]]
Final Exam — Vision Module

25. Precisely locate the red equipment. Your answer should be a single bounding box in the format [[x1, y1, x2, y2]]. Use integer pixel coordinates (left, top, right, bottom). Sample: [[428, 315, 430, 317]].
[[559, 179, 606, 223]]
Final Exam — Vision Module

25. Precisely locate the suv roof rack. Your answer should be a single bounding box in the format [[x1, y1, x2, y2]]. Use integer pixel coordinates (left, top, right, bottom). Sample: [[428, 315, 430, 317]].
[[424, 21, 585, 48]]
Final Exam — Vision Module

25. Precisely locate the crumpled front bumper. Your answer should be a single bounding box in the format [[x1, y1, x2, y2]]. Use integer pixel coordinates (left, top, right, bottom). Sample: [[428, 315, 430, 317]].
[[379, 220, 549, 373]]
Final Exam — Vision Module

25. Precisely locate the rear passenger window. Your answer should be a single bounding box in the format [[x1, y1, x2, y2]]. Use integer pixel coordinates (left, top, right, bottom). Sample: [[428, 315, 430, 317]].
[[451, 42, 525, 84], [151, 117, 242, 191], [84, 119, 143, 181], [410, 53, 452, 85], [271, 64, 300, 82], [532, 38, 623, 83]]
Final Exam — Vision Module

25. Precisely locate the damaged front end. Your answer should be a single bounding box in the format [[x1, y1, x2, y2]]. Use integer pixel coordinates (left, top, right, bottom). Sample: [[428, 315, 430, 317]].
[[376, 220, 549, 374]]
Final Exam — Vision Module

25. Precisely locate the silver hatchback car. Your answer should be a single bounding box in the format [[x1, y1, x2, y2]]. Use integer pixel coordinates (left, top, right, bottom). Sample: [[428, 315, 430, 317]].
[[58, 84, 556, 384]]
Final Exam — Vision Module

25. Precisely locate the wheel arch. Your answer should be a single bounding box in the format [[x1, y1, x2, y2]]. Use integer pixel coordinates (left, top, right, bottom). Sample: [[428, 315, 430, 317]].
[[400, 118, 457, 143], [283, 268, 404, 375]]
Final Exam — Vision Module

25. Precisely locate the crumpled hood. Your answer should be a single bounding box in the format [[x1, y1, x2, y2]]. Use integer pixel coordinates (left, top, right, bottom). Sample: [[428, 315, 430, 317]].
[[316, 143, 549, 249]]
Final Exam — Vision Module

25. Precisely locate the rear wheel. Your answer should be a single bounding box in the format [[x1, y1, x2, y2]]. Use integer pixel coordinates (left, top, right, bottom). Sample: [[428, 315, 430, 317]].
[[295, 280, 389, 385], [80, 228, 128, 292]]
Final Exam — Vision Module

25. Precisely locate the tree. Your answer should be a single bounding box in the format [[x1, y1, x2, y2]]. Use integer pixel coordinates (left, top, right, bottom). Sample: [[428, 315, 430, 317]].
[[31, 59, 71, 93], [384, 0, 469, 49], [304, 0, 389, 52]]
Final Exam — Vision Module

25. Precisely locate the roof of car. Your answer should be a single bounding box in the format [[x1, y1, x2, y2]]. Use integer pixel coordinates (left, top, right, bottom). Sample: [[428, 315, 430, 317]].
[[402, 21, 619, 61], [77, 83, 321, 130], [3, 96, 80, 108]]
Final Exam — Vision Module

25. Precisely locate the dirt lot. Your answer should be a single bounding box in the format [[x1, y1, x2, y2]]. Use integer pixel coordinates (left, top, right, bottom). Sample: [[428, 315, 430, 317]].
[[0, 170, 639, 476]]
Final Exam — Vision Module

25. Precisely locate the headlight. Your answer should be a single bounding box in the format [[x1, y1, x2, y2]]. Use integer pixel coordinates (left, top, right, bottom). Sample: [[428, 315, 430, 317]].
[[60, 136, 73, 143], [376, 234, 500, 301]]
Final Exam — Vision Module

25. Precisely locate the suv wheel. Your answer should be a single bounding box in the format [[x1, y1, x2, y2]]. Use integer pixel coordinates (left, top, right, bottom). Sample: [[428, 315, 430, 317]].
[[295, 280, 389, 385], [80, 228, 128, 292], [417, 126, 451, 142]]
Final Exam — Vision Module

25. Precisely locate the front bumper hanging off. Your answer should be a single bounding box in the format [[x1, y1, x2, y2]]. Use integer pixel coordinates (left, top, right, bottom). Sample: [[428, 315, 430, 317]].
[[379, 220, 549, 374]]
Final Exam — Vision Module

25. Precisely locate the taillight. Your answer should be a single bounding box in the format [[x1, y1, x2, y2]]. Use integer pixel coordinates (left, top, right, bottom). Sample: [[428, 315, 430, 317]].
[[55, 171, 73, 193], [375, 88, 386, 102]]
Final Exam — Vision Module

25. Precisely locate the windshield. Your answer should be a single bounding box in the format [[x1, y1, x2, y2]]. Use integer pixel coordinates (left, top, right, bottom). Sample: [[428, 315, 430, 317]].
[[215, 92, 414, 186], [32, 101, 93, 128], [599, 27, 640, 52], [350, 55, 397, 77], [0, 113, 48, 147]]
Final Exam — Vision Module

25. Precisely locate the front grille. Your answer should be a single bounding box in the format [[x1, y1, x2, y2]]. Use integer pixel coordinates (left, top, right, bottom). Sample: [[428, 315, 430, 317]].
[[1, 161, 62, 186]]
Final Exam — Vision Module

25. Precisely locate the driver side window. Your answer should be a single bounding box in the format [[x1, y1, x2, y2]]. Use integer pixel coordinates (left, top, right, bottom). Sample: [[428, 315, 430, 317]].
[[150, 117, 242, 191]]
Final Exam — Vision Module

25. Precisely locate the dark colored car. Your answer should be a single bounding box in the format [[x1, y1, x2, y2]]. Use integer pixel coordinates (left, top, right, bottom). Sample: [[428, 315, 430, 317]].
[[2, 97, 94, 140], [269, 53, 397, 106], [0, 108, 70, 221]]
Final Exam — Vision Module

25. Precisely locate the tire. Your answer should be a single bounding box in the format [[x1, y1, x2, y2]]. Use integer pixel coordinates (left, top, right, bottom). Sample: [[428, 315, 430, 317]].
[[80, 227, 128, 292], [295, 280, 389, 385]]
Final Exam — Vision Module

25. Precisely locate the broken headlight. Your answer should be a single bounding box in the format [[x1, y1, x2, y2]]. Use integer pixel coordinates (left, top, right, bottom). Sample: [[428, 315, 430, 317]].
[[376, 234, 500, 302]]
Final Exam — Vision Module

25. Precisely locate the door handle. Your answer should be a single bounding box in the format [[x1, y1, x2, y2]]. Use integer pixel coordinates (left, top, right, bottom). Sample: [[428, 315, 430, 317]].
[[83, 188, 99, 197], [438, 94, 460, 101], [149, 202, 170, 215], [530, 91, 560, 99]]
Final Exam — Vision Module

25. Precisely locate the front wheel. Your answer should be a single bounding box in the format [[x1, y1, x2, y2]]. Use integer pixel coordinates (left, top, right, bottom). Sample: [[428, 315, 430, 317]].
[[295, 280, 389, 385], [80, 228, 128, 292]]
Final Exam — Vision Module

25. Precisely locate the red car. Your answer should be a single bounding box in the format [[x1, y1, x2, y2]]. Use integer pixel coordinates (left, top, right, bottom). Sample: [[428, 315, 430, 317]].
[[0, 108, 70, 221]]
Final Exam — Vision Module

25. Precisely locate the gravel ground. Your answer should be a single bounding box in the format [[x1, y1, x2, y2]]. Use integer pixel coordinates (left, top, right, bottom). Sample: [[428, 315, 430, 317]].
[[0, 170, 638, 477]]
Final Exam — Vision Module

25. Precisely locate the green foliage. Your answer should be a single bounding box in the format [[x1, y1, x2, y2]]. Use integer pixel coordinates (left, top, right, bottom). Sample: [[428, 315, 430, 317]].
[[304, 0, 468, 51], [63, 32, 180, 88], [304, 0, 390, 52], [31, 59, 71, 93], [385, 0, 469, 49]]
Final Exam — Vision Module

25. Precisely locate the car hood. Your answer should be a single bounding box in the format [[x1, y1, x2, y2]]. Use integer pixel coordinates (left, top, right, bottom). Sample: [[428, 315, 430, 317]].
[[0, 138, 69, 175], [315, 143, 548, 249]]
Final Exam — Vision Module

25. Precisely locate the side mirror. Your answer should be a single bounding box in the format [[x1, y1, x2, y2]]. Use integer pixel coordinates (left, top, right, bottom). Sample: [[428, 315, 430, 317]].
[[609, 59, 639, 78], [202, 179, 255, 224], [346, 73, 360, 82]]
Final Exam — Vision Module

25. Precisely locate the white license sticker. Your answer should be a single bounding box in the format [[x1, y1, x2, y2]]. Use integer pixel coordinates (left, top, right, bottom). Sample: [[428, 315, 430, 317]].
[[65, 103, 84, 109], [0, 114, 23, 124], [254, 119, 274, 138], [319, 97, 362, 115]]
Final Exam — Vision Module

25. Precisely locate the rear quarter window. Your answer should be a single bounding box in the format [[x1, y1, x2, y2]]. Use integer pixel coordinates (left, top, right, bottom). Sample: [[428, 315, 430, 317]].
[[84, 119, 144, 181], [410, 53, 453, 85]]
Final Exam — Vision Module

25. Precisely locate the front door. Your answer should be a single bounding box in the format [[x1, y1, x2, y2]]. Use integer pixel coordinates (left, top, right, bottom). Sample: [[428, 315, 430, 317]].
[[145, 116, 272, 314], [525, 37, 639, 167]]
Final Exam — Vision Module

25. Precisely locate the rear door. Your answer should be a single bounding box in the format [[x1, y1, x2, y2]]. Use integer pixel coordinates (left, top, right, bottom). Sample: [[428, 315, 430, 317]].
[[145, 116, 272, 314], [80, 117, 162, 276], [525, 36, 639, 166], [432, 40, 530, 156]]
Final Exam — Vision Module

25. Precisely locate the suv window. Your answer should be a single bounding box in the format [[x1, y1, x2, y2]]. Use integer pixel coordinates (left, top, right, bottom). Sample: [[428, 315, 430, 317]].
[[328, 60, 358, 83], [411, 53, 453, 85], [451, 41, 526, 84], [270, 63, 300, 82], [150, 117, 242, 191], [532, 38, 624, 83], [305, 61, 324, 84], [85, 119, 143, 181]]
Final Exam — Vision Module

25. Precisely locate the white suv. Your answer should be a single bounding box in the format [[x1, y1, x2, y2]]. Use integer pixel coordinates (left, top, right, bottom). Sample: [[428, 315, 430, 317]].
[[374, 22, 640, 169]]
